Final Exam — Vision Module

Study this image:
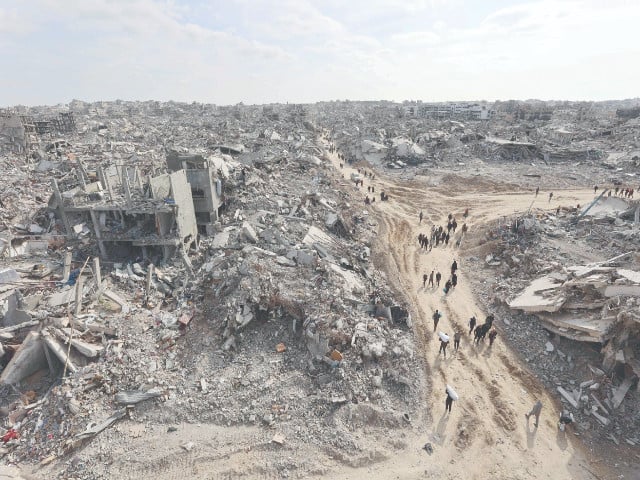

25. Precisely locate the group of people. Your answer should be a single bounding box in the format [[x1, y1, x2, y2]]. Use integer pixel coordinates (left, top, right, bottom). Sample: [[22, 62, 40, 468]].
[[613, 186, 635, 198], [436, 313, 499, 358], [417, 216, 468, 251], [423, 270, 442, 288], [422, 259, 459, 294]]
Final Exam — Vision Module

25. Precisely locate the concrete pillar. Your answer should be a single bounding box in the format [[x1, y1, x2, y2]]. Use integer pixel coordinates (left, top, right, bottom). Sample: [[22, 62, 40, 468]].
[[122, 168, 132, 207], [146, 263, 154, 299], [74, 275, 84, 316], [93, 257, 102, 289], [135, 167, 143, 190], [99, 166, 114, 201], [77, 158, 89, 184], [62, 251, 72, 283], [89, 209, 107, 257]]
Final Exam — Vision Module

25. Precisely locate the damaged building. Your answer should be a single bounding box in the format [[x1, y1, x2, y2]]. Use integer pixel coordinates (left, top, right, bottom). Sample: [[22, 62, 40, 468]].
[[49, 165, 197, 262], [165, 151, 225, 231]]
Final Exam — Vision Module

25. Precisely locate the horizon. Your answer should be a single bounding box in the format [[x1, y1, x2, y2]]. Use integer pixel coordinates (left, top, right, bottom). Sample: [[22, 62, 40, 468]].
[[2, 0, 639, 106], [4, 97, 640, 110]]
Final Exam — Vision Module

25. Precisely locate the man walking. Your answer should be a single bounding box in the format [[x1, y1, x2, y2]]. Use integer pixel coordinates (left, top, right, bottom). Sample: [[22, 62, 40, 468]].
[[435, 271, 442, 287], [525, 400, 543, 428], [454, 331, 461, 351], [451, 260, 458, 275], [468, 316, 477, 335], [428, 270, 435, 288], [423, 273, 428, 288], [488, 328, 498, 346], [439, 334, 449, 358], [432, 309, 442, 331], [445, 389, 454, 414], [419, 210, 423, 223]]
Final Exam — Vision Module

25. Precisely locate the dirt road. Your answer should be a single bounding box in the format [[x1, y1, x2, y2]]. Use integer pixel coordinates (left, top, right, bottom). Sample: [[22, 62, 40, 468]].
[[323, 145, 607, 480]]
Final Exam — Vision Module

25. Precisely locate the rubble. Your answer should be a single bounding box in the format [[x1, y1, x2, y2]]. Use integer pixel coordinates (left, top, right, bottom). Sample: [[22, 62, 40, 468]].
[[0, 101, 419, 477], [465, 193, 639, 451], [0, 98, 638, 477]]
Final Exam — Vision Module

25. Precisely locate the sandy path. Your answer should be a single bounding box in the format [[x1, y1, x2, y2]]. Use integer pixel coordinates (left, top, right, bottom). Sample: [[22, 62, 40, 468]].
[[321, 142, 607, 480]]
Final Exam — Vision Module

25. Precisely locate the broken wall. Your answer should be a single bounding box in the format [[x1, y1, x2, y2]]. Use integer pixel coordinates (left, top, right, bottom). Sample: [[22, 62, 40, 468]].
[[169, 170, 197, 248]]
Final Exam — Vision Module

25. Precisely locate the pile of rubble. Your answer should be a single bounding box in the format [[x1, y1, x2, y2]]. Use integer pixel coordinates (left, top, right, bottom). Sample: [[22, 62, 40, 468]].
[[465, 198, 639, 446], [0, 102, 420, 475]]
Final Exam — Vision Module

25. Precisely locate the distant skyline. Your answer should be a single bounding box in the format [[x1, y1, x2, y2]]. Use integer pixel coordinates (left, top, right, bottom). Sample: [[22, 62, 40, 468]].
[[1, 0, 639, 106]]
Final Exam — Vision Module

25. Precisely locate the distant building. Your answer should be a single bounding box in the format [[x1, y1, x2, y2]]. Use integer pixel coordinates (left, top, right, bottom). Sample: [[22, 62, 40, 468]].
[[0, 113, 26, 153], [402, 102, 494, 120]]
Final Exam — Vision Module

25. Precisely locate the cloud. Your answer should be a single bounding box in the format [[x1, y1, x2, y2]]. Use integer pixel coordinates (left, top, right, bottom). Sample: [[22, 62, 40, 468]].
[[391, 31, 441, 46], [0, 0, 639, 105], [0, 6, 36, 34]]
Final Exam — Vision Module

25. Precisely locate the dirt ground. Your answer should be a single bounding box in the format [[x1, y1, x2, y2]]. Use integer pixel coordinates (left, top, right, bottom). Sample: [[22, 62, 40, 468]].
[[321, 147, 612, 480]]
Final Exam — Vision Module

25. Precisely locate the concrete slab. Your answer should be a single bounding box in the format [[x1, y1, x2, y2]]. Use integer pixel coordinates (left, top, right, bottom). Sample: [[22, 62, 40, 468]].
[[0, 331, 48, 385], [46, 287, 75, 307], [0, 269, 19, 285], [539, 313, 615, 339], [617, 269, 640, 283], [509, 275, 567, 312], [604, 285, 640, 297], [540, 322, 602, 343], [303, 225, 339, 252]]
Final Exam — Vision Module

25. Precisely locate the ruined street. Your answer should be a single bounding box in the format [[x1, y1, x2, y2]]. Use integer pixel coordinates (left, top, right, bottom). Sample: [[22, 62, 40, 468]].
[[1, 100, 638, 480]]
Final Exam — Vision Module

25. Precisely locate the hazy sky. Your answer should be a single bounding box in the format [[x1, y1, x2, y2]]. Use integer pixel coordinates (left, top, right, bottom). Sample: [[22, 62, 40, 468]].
[[1, 0, 638, 106]]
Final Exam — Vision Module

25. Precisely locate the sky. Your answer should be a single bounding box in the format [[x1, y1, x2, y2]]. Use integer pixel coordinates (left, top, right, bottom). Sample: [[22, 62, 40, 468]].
[[1, 0, 639, 106]]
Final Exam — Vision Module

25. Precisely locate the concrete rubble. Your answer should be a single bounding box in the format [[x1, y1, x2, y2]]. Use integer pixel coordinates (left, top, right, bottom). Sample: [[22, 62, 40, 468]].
[[0, 101, 419, 477], [0, 98, 639, 476], [466, 195, 639, 448]]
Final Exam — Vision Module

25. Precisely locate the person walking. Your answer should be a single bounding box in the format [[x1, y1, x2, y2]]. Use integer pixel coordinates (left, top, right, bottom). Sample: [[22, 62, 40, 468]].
[[428, 270, 435, 288], [535, 186, 539, 197], [445, 389, 454, 414], [444, 279, 452, 294], [435, 271, 442, 287], [423, 273, 428, 288], [454, 331, 461, 351], [468, 316, 477, 335], [549, 192, 553, 203], [432, 309, 442, 331], [451, 260, 458, 275], [488, 328, 498, 346], [451, 272, 458, 288], [419, 211, 423, 223], [439, 334, 449, 358], [525, 400, 543, 428]]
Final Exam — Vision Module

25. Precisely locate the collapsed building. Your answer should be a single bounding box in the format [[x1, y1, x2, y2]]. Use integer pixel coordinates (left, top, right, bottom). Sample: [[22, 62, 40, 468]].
[[165, 151, 225, 231], [0, 101, 419, 477], [49, 165, 197, 262], [474, 194, 640, 436]]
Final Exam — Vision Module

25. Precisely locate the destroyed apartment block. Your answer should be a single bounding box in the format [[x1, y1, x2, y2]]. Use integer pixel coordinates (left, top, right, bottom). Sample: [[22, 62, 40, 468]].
[[166, 151, 225, 232], [0, 109, 76, 155], [0, 254, 116, 387], [509, 255, 640, 381], [49, 163, 197, 262]]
